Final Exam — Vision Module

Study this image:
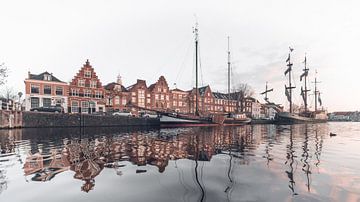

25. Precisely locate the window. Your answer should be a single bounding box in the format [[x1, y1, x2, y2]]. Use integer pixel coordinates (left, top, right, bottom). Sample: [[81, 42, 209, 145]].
[[84, 90, 91, 97], [81, 101, 89, 113], [122, 97, 127, 105], [56, 87, 63, 95], [44, 85, 51, 95], [71, 89, 79, 96], [179, 101, 182, 107], [160, 95, 164, 100], [30, 97, 39, 108], [131, 97, 136, 103], [147, 98, 150, 104], [114, 96, 120, 105], [132, 92, 136, 96], [71, 101, 79, 113], [155, 94, 159, 100], [158, 87, 161, 92], [166, 95, 169, 101], [44, 74, 52, 81], [90, 80, 97, 88], [78, 79, 85, 87], [43, 98, 51, 107], [95, 91, 102, 99], [173, 101, 177, 106], [31, 84, 39, 94], [138, 90, 145, 98], [84, 70, 92, 78]]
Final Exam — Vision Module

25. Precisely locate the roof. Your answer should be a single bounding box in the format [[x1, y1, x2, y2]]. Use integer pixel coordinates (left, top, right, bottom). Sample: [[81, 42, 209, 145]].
[[198, 86, 208, 96], [171, 88, 186, 92], [332, 111, 353, 116], [28, 71, 64, 83], [148, 83, 156, 92], [104, 82, 128, 92]]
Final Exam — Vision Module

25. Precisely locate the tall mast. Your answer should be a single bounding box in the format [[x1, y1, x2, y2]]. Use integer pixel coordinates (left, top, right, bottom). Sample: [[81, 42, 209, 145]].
[[301, 54, 310, 112], [227, 36, 231, 114], [194, 22, 199, 116], [285, 47, 295, 113], [313, 70, 321, 112]]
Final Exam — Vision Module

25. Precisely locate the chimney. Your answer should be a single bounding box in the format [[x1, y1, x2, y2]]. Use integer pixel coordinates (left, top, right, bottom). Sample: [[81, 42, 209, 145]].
[[28, 71, 31, 79]]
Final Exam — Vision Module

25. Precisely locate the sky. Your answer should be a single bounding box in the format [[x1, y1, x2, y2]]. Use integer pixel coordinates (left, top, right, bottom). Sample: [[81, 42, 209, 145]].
[[0, 0, 359, 112]]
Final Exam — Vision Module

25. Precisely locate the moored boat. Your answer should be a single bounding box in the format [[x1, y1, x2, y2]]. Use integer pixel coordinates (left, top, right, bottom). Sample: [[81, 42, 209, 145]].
[[275, 48, 328, 124]]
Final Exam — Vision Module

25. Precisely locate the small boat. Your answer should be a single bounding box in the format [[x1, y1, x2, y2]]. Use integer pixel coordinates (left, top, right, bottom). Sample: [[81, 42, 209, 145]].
[[221, 37, 251, 126], [223, 113, 251, 125]]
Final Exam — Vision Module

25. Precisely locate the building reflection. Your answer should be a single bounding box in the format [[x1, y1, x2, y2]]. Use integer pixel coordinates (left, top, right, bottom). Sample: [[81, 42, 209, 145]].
[[19, 125, 257, 192], [0, 124, 329, 195]]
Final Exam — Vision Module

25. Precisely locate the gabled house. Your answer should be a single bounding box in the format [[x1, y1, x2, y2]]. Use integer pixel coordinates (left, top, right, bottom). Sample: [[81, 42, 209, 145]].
[[148, 76, 171, 112], [104, 75, 130, 112], [24, 71, 68, 112], [68, 60, 106, 113]]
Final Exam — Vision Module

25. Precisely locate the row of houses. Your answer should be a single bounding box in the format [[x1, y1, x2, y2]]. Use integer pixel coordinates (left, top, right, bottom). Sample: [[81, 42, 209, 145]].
[[24, 60, 275, 119], [328, 111, 360, 122]]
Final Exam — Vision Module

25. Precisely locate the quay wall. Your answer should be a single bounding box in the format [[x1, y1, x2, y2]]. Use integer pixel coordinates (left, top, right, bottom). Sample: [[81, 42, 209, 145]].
[[0, 111, 22, 129], [20, 112, 159, 128]]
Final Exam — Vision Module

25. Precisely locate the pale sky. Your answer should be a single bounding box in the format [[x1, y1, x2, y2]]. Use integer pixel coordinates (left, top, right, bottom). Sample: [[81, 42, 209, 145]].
[[0, 0, 359, 112]]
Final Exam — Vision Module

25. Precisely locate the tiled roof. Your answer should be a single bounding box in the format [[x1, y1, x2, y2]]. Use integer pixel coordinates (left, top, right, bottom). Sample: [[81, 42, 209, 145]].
[[104, 82, 128, 92], [198, 86, 208, 96], [28, 71, 64, 83]]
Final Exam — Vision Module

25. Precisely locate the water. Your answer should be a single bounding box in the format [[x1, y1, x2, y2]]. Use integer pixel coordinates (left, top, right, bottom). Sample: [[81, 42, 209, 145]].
[[0, 122, 359, 202]]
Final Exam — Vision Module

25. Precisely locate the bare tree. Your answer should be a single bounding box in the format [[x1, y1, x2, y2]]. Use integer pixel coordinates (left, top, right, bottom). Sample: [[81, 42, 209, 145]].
[[1, 86, 17, 100], [232, 83, 255, 112], [0, 63, 8, 86]]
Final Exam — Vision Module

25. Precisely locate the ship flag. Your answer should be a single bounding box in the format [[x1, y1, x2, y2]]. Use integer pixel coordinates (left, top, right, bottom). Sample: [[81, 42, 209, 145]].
[[285, 85, 291, 102], [286, 54, 290, 62], [300, 87, 306, 103], [300, 71, 308, 81]]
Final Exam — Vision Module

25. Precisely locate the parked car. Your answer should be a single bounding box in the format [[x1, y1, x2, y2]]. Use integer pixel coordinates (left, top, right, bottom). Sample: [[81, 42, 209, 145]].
[[112, 111, 133, 117], [139, 111, 158, 118], [30, 106, 63, 113]]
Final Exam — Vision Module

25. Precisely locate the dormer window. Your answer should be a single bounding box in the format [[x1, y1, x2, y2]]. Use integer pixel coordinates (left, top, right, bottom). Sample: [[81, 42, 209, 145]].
[[44, 74, 52, 81], [84, 70, 92, 78]]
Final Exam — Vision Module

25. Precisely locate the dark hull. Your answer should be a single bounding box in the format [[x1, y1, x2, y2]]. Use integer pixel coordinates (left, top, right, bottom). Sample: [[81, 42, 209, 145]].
[[251, 119, 277, 124], [276, 112, 328, 124]]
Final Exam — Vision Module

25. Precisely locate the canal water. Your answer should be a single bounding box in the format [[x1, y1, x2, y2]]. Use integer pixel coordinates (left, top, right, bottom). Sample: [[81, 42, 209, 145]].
[[0, 122, 359, 202]]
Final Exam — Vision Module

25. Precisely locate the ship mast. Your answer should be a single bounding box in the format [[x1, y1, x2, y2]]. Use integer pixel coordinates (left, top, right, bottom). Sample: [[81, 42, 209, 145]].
[[194, 22, 199, 116], [300, 54, 310, 112], [313, 70, 321, 112], [227, 36, 231, 115], [261, 82, 273, 103], [285, 47, 295, 113]]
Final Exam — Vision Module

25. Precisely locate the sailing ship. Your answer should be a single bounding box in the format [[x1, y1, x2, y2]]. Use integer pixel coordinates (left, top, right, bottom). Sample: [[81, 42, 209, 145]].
[[223, 37, 251, 125], [160, 22, 216, 126], [276, 48, 328, 124]]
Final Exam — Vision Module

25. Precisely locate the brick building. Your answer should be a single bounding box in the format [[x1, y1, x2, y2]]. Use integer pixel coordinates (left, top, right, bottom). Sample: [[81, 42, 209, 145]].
[[24, 71, 68, 112], [68, 60, 106, 113], [104, 75, 130, 112], [170, 88, 189, 113], [148, 76, 171, 112], [126, 79, 151, 114]]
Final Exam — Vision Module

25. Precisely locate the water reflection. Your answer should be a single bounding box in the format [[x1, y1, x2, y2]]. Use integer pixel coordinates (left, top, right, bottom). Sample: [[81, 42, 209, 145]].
[[1, 123, 358, 202]]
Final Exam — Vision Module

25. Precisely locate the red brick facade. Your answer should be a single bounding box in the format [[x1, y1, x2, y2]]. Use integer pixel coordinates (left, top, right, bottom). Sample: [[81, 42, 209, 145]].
[[104, 76, 130, 112], [148, 76, 171, 112], [68, 60, 106, 113]]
